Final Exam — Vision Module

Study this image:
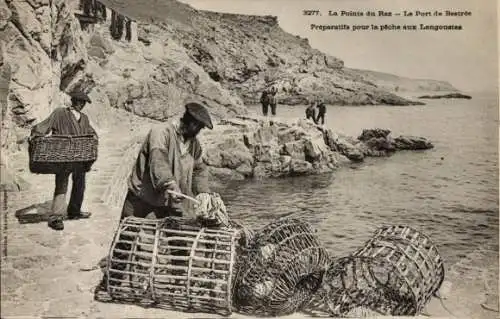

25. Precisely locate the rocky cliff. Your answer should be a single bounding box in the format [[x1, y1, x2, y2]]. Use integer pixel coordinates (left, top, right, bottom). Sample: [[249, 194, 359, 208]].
[[93, 0, 427, 107], [137, 10, 424, 106]]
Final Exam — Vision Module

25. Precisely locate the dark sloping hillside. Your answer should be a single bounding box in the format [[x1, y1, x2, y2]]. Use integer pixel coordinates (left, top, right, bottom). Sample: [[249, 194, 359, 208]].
[[346, 68, 459, 94]]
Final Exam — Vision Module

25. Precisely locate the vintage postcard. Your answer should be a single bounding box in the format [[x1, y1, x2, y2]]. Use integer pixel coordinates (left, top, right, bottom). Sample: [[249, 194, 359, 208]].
[[0, 0, 498, 317]]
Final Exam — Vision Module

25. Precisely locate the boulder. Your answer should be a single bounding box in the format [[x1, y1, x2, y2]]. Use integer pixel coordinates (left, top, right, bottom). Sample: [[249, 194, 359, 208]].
[[358, 128, 391, 141], [394, 135, 434, 150]]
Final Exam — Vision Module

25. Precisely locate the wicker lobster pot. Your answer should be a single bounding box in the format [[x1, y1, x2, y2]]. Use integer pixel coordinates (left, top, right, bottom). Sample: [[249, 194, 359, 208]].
[[105, 216, 239, 315], [29, 135, 98, 174], [233, 217, 330, 316], [307, 225, 445, 316]]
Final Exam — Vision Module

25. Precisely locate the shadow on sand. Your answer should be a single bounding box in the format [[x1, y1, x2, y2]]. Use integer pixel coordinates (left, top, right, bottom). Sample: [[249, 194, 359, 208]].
[[14, 200, 52, 224]]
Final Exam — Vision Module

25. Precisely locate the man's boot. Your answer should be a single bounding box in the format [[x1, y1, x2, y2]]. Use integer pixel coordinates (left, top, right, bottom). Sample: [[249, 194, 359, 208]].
[[48, 215, 64, 231]]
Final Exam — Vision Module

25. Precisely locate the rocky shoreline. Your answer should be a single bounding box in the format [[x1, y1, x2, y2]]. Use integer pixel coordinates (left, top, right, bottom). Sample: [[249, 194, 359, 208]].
[[199, 116, 433, 181]]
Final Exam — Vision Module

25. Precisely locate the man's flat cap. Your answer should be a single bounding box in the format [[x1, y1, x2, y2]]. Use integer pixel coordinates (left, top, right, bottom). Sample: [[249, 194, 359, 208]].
[[69, 91, 91, 103], [185, 102, 213, 129]]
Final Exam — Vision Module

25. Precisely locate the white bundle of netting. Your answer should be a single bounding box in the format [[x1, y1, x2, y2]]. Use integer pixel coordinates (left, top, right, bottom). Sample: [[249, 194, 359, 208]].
[[194, 192, 230, 227]]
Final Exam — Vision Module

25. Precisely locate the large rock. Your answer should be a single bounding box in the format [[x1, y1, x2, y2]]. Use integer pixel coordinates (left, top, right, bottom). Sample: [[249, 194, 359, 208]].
[[394, 135, 434, 150], [200, 117, 349, 179], [2, 0, 91, 127]]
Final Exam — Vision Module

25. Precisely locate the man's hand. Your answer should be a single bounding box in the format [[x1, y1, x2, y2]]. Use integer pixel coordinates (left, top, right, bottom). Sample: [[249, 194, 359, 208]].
[[164, 182, 183, 206]]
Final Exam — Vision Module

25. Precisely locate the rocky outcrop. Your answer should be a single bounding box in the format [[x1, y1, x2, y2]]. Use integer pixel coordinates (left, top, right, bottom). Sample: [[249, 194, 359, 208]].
[[1, 0, 93, 129], [199, 117, 433, 179], [419, 93, 472, 99]]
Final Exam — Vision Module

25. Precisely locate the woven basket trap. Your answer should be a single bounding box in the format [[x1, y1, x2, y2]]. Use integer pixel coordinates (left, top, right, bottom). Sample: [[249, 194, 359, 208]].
[[105, 216, 239, 315], [233, 217, 329, 316], [307, 225, 445, 316]]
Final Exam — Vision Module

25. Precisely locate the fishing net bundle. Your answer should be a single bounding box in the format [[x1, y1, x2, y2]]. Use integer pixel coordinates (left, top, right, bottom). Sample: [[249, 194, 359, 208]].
[[232, 217, 330, 316], [194, 193, 230, 227], [193, 192, 254, 247], [305, 225, 445, 317]]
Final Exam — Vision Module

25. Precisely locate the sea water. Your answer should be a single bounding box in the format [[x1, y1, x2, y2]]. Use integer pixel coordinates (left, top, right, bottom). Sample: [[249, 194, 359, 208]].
[[215, 93, 499, 266]]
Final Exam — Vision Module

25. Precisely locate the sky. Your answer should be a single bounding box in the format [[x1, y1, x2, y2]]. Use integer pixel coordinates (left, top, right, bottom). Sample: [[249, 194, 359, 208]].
[[178, 0, 498, 92]]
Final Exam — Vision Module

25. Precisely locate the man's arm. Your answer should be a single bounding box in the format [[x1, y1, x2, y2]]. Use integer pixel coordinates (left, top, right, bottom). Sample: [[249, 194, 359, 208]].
[[148, 126, 177, 194], [30, 108, 60, 137], [192, 141, 210, 195]]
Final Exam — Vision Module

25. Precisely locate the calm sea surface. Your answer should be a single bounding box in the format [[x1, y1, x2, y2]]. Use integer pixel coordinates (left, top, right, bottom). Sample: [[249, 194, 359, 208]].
[[214, 93, 499, 267]]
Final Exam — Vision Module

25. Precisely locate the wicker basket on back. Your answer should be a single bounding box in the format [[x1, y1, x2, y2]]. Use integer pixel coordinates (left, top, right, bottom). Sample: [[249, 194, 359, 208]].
[[306, 225, 445, 316], [29, 135, 98, 174], [233, 217, 330, 316], [104, 216, 239, 315]]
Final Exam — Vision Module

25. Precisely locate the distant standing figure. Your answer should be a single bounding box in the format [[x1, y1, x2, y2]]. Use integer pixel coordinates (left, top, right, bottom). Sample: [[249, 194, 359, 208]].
[[268, 87, 278, 116], [305, 102, 317, 123], [125, 17, 132, 42], [260, 89, 270, 116], [315, 100, 326, 125]]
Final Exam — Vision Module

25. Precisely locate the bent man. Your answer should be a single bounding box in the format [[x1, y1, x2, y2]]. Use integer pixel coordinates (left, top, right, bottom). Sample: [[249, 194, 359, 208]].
[[99, 102, 213, 294], [121, 101, 213, 220], [30, 91, 97, 231]]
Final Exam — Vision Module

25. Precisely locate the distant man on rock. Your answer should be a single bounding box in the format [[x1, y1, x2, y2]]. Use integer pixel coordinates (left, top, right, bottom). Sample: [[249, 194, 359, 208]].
[[121, 101, 213, 220], [260, 88, 270, 116], [305, 101, 317, 123], [268, 86, 278, 116], [30, 91, 97, 231], [315, 99, 326, 125]]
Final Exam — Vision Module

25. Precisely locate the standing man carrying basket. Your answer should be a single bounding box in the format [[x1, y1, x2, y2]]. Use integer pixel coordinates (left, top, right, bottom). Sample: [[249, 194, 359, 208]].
[[30, 91, 98, 231]]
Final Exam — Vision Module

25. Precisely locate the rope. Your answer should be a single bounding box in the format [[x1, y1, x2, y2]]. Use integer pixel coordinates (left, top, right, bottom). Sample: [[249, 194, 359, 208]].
[[435, 293, 457, 318], [481, 303, 500, 313]]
